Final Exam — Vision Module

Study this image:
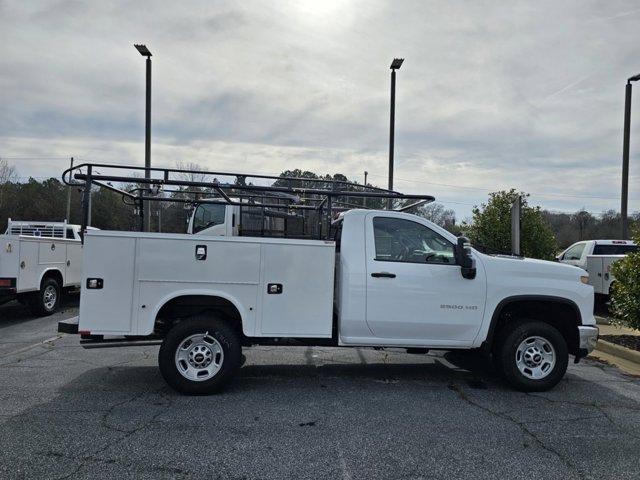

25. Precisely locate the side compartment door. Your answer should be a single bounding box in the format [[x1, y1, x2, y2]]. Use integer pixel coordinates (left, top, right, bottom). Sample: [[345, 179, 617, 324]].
[[64, 242, 82, 286], [364, 214, 486, 344]]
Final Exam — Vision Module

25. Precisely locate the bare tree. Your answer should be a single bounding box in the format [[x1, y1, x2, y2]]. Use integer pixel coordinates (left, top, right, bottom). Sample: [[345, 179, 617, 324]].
[[0, 158, 17, 209], [416, 202, 456, 228], [0, 158, 16, 184]]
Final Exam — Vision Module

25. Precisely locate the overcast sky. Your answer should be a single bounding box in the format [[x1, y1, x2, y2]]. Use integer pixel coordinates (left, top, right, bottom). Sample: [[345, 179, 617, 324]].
[[1, 0, 639, 219]]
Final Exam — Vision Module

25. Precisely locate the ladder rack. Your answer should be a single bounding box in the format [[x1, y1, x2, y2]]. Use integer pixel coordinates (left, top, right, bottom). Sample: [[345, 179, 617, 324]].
[[62, 162, 435, 241]]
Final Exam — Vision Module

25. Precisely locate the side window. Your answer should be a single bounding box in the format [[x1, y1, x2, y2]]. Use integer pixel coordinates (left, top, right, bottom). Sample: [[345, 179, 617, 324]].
[[564, 243, 586, 260], [373, 217, 455, 265], [193, 204, 226, 233], [66, 228, 75, 239]]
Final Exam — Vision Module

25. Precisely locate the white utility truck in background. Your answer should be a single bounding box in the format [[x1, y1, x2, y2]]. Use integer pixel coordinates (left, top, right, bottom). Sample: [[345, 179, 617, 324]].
[[0, 219, 86, 315], [558, 240, 638, 298], [59, 163, 599, 395]]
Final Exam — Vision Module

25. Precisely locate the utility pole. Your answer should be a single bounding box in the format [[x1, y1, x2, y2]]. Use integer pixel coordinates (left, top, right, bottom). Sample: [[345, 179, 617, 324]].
[[388, 58, 404, 208], [621, 74, 640, 239], [135, 44, 152, 232], [65, 157, 74, 222]]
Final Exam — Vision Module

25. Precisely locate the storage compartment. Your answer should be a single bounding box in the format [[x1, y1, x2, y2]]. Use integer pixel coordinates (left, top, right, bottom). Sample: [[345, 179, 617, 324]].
[[259, 242, 335, 337], [79, 235, 137, 333]]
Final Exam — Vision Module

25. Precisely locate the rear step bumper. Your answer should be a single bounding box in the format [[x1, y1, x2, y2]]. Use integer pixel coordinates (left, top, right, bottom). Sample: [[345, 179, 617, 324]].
[[58, 316, 79, 334]]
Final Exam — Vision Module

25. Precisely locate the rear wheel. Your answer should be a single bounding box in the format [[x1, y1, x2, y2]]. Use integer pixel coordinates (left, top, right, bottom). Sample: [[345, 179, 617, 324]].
[[158, 315, 242, 395], [497, 320, 568, 392], [28, 277, 61, 316]]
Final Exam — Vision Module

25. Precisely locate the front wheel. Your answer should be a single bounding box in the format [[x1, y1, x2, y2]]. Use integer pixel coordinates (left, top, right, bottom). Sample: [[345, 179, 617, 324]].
[[497, 320, 568, 392], [158, 316, 242, 395]]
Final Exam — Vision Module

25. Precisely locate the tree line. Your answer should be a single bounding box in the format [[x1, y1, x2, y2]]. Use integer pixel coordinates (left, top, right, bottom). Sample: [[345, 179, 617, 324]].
[[0, 161, 637, 260]]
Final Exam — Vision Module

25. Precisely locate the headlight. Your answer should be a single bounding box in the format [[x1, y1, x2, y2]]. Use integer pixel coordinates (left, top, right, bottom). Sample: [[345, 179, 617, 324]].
[[580, 275, 589, 284]]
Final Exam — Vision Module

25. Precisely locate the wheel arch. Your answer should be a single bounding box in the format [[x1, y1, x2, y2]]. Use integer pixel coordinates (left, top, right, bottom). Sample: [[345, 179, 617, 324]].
[[151, 290, 246, 338], [483, 295, 583, 355], [39, 268, 63, 289]]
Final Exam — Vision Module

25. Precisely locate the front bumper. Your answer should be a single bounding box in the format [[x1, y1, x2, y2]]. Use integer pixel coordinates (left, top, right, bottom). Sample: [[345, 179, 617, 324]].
[[578, 325, 599, 355]]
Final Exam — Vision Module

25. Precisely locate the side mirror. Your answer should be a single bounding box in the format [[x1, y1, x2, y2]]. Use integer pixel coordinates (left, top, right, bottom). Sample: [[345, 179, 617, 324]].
[[454, 236, 476, 280]]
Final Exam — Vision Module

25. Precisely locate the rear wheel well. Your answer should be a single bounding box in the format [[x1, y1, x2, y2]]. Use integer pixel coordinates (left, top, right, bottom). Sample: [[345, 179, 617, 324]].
[[41, 269, 63, 289], [489, 299, 581, 355], [154, 295, 243, 338]]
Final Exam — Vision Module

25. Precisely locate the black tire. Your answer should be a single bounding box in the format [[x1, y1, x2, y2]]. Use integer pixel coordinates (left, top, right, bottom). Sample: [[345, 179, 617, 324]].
[[158, 315, 242, 395], [496, 320, 568, 392], [28, 277, 61, 316]]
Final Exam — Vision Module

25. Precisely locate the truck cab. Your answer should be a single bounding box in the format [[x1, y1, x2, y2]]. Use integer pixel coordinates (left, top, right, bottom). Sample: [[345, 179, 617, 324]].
[[187, 203, 238, 236]]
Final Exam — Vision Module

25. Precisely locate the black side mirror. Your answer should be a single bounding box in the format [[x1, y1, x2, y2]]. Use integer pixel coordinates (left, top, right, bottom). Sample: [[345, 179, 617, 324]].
[[454, 236, 476, 279]]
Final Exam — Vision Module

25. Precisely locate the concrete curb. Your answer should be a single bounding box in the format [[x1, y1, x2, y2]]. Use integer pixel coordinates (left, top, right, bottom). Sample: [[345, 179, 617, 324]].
[[596, 339, 640, 365]]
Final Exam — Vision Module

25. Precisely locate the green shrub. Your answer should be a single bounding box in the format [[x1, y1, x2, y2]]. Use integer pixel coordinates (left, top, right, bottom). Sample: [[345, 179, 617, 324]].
[[610, 229, 640, 329]]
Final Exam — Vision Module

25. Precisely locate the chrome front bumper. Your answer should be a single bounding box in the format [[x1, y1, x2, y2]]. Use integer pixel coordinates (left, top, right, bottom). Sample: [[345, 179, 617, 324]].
[[578, 325, 599, 354]]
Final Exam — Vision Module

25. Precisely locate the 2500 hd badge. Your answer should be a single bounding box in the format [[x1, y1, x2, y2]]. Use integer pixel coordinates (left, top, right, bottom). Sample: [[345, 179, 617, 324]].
[[440, 304, 478, 310]]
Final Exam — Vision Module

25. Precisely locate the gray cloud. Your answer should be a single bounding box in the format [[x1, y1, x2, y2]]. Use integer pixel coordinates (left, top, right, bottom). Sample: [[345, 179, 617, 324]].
[[1, 0, 639, 218]]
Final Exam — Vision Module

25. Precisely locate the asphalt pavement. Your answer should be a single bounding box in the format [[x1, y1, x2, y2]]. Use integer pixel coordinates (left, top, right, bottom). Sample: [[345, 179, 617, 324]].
[[1, 299, 640, 480]]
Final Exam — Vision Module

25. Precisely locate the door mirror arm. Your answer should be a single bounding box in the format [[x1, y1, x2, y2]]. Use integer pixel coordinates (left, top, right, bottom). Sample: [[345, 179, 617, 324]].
[[454, 237, 476, 280]]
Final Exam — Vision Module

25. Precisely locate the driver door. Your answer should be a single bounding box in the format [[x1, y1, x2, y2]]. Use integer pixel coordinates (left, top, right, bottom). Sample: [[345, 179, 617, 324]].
[[364, 213, 486, 345]]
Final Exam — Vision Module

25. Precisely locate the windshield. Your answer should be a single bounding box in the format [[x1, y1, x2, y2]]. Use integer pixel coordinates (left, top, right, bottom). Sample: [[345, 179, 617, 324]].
[[192, 204, 226, 233]]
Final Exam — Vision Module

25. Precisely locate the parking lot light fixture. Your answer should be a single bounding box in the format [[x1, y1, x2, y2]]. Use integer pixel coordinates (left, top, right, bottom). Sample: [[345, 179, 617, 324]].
[[388, 58, 404, 208], [134, 44, 152, 232], [621, 73, 640, 239]]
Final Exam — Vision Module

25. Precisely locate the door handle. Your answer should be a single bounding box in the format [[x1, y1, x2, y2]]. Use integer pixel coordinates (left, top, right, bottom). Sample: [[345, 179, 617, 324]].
[[371, 272, 396, 278]]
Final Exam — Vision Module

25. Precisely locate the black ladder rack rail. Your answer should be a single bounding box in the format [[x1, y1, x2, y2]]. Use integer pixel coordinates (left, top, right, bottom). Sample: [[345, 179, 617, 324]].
[[62, 162, 435, 241]]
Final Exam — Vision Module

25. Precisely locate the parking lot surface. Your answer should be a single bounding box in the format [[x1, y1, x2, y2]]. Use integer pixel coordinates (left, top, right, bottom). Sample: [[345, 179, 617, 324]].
[[2, 301, 640, 480]]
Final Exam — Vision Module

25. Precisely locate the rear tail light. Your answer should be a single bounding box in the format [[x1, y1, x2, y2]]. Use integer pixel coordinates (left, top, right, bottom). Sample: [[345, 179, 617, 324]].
[[0, 278, 16, 288]]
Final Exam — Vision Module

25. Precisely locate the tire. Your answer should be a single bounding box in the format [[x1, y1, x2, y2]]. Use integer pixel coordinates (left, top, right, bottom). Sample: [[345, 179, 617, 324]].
[[496, 320, 568, 392], [28, 277, 61, 316], [158, 315, 242, 395]]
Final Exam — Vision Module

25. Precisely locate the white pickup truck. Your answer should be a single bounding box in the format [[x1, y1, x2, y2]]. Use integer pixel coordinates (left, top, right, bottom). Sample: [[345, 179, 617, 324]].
[[60, 208, 598, 394], [1, 219, 88, 315], [558, 239, 638, 297]]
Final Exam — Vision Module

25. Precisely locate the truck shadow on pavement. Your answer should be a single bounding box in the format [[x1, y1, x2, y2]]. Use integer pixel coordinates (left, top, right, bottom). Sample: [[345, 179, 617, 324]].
[[0, 294, 79, 325]]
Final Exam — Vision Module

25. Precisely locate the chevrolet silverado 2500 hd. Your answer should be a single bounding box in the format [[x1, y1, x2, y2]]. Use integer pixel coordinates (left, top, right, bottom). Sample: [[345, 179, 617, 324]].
[[60, 209, 598, 394]]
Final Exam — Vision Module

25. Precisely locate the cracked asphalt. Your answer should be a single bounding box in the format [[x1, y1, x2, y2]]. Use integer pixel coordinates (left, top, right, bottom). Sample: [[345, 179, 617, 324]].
[[2, 298, 640, 479]]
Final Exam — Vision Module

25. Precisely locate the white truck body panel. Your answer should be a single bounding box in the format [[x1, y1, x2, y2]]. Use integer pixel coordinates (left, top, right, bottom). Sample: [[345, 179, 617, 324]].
[[585, 255, 625, 295], [1, 220, 84, 295], [79, 230, 335, 337]]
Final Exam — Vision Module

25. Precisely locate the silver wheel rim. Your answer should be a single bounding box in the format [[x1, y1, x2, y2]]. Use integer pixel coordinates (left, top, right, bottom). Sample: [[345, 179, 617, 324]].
[[516, 336, 556, 380], [175, 333, 224, 382], [43, 285, 57, 311]]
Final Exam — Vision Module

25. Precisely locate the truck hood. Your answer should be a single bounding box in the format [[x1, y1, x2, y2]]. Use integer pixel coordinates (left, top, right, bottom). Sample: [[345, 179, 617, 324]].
[[477, 252, 587, 281]]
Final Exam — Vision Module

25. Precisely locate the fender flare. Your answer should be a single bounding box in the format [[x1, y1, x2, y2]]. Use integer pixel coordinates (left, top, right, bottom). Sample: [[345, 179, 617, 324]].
[[482, 295, 583, 351]]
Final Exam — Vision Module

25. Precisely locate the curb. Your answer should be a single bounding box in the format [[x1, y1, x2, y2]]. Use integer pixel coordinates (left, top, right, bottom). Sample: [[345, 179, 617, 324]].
[[596, 339, 640, 365]]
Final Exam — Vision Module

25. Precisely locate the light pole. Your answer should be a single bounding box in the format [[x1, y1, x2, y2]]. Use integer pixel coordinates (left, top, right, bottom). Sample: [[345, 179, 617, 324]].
[[388, 58, 404, 208], [134, 44, 152, 232], [621, 73, 640, 239]]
